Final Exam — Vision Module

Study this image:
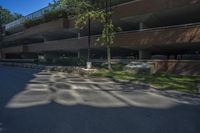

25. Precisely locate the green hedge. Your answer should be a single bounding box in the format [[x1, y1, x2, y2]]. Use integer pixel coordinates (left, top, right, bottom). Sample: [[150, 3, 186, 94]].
[[44, 10, 68, 21], [53, 58, 87, 66], [37, 57, 86, 66], [24, 9, 68, 28], [24, 19, 44, 28]]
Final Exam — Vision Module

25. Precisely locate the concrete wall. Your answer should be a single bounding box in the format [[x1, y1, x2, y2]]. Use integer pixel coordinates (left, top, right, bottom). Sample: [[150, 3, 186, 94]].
[[113, 0, 200, 19], [4, 18, 69, 42], [0, 50, 3, 59], [153, 60, 200, 76], [115, 24, 200, 49], [3, 23, 200, 54], [4, 0, 200, 43], [3, 46, 24, 53]]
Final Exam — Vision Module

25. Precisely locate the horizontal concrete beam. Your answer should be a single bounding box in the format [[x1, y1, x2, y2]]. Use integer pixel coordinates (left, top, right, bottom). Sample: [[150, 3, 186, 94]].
[[4, 0, 200, 44], [113, 0, 200, 19], [153, 60, 200, 75], [3, 23, 200, 53], [3, 46, 24, 53], [114, 24, 200, 48], [4, 18, 70, 42]]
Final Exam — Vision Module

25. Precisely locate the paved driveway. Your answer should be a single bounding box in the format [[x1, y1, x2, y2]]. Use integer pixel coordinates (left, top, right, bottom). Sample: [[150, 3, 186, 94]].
[[0, 66, 200, 133]]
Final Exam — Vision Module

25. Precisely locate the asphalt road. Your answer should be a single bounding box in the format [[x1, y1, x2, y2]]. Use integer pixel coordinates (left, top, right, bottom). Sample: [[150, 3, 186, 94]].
[[0, 66, 200, 133]]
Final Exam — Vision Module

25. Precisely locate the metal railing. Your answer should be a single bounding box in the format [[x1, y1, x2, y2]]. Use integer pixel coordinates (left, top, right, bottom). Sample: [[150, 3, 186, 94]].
[[4, 0, 134, 31], [5, 6, 53, 30]]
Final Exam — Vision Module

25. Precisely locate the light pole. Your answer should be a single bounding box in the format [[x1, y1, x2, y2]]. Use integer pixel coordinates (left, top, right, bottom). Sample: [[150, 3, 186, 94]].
[[86, 16, 92, 69], [0, 16, 3, 59], [88, 17, 91, 62]]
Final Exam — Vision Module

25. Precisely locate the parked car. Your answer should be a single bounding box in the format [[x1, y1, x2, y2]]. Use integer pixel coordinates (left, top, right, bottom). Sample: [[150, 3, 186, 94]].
[[124, 61, 152, 74]]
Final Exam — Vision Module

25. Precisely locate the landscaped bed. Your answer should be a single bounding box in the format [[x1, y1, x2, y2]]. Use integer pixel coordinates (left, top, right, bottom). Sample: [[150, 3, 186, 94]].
[[1, 60, 200, 94], [90, 69, 200, 94]]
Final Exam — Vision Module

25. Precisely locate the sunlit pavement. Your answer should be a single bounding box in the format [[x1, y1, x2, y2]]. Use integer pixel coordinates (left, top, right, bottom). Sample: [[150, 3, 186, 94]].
[[0, 66, 200, 133]]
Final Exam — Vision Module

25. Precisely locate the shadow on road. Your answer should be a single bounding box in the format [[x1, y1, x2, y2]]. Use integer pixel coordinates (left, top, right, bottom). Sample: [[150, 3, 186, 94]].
[[0, 66, 200, 133]]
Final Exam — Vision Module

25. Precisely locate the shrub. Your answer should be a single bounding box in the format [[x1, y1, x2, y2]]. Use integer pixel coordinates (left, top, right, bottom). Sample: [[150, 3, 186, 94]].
[[24, 19, 44, 28], [101, 63, 125, 71], [44, 10, 68, 22], [24, 9, 69, 29], [53, 57, 86, 66]]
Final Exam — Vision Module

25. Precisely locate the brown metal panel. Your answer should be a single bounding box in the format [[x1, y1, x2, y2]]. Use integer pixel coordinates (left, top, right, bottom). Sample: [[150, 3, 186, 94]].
[[113, 0, 200, 19], [3, 24, 200, 53], [4, 18, 69, 42]]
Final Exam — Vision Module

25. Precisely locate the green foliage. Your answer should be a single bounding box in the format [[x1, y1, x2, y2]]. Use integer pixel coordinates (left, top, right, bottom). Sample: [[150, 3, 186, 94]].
[[44, 9, 68, 21], [58, 0, 122, 69], [24, 9, 68, 28], [12, 13, 23, 20], [58, 0, 93, 15], [91, 70, 200, 94], [24, 19, 44, 28], [75, 10, 106, 28], [58, 0, 121, 46], [53, 57, 87, 66], [101, 63, 125, 71], [0, 6, 22, 24], [96, 20, 121, 45]]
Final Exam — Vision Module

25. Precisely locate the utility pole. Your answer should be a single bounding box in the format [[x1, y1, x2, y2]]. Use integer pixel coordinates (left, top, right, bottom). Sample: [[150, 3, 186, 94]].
[[88, 17, 91, 62], [86, 16, 92, 69], [0, 15, 3, 59]]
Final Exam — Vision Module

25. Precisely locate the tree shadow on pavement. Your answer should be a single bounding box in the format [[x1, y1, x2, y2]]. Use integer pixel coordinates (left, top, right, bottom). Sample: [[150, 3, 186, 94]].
[[0, 67, 200, 133]]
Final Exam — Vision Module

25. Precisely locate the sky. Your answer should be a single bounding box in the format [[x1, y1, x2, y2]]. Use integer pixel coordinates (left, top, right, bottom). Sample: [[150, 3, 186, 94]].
[[0, 0, 53, 16]]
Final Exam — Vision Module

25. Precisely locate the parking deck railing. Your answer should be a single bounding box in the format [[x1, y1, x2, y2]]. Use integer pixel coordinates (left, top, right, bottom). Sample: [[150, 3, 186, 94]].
[[5, 6, 53, 30]]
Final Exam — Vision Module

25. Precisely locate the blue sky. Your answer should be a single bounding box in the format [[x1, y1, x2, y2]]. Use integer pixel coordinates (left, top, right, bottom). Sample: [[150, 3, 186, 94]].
[[0, 0, 53, 16]]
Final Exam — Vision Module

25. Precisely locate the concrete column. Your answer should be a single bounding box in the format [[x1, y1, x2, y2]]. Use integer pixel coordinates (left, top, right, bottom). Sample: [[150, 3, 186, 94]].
[[38, 52, 48, 62], [139, 22, 144, 30], [46, 53, 61, 59], [78, 32, 81, 39], [0, 50, 2, 59], [77, 50, 88, 59], [0, 49, 5, 59], [139, 50, 152, 59], [0, 52, 2, 59], [139, 22, 147, 31], [43, 35, 48, 42], [44, 37, 47, 42], [77, 51, 80, 58]]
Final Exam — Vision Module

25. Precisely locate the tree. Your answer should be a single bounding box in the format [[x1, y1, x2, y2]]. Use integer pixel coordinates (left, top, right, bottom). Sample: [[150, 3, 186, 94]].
[[0, 6, 22, 58], [0, 6, 22, 24], [56, 0, 120, 70]]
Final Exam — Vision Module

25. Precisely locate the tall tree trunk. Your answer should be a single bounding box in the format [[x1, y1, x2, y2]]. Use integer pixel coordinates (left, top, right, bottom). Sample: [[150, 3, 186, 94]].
[[88, 17, 91, 62], [107, 44, 112, 70], [106, 0, 112, 70]]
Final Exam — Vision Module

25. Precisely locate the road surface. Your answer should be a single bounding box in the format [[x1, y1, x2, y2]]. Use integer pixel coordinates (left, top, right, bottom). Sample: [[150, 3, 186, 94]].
[[0, 66, 200, 133]]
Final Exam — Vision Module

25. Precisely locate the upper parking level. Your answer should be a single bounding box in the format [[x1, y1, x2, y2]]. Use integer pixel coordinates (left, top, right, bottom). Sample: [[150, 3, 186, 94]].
[[3, 0, 200, 44], [5, 0, 200, 32], [4, 0, 134, 31], [113, 0, 200, 18], [3, 22, 200, 54], [5, 6, 53, 31]]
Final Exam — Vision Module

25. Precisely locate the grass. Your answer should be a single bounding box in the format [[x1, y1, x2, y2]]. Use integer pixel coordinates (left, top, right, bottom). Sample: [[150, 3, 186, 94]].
[[90, 69, 200, 94]]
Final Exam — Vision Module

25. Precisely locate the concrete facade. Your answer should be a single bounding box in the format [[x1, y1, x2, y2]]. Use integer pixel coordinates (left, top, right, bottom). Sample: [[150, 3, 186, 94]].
[[153, 60, 200, 75]]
